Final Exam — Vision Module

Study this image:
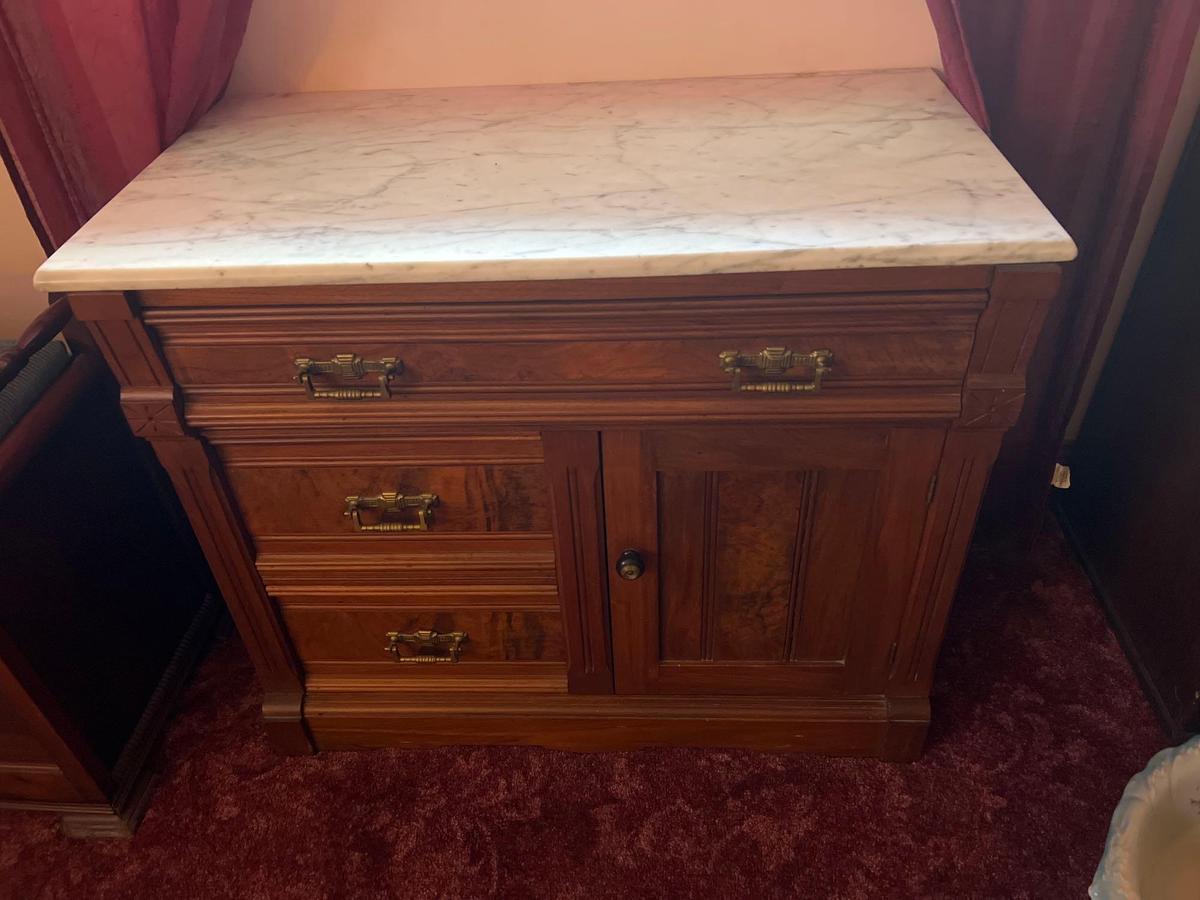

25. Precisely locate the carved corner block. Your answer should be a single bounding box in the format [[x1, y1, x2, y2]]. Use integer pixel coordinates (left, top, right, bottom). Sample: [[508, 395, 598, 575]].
[[957, 264, 1061, 431], [959, 384, 1027, 429], [120, 385, 187, 439]]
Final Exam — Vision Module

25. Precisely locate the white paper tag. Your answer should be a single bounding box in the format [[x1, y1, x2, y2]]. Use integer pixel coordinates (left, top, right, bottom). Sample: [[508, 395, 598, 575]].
[[1050, 463, 1071, 489]]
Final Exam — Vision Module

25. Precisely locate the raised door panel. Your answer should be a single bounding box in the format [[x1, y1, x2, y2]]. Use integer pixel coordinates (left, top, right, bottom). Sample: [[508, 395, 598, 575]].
[[604, 426, 944, 696]]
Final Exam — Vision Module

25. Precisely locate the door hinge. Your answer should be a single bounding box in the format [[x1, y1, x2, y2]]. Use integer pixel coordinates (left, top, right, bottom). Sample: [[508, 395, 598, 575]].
[[926, 473, 938, 506]]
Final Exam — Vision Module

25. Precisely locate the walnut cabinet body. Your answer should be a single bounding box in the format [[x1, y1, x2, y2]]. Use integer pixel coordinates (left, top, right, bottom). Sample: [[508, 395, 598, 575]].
[[70, 264, 1058, 759]]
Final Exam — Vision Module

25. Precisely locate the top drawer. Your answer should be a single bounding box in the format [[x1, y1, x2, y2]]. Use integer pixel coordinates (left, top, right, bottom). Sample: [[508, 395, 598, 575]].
[[144, 293, 986, 422]]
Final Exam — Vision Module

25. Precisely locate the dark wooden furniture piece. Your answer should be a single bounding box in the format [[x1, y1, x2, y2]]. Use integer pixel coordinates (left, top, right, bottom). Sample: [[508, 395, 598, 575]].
[[66, 262, 1059, 759], [1058, 112, 1200, 740], [0, 300, 218, 836]]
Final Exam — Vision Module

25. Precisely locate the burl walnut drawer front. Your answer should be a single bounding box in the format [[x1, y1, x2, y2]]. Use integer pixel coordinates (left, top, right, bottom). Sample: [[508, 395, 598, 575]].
[[220, 435, 552, 541], [277, 602, 566, 675], [222, 434, 568, 688], [145, 292, 985, 424], [219, 434, 559, 601]]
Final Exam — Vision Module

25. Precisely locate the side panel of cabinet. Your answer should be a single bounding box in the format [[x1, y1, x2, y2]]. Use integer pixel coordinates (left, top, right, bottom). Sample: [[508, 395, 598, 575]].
[[603, 426, 945, 696]]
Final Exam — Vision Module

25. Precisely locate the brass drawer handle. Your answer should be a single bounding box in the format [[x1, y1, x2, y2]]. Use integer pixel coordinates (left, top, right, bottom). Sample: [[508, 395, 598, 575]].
[[718, 347, 832, 393], [294, 353, 401, 400], [385, 629, 468, 663], [345, 492, 439, 532]]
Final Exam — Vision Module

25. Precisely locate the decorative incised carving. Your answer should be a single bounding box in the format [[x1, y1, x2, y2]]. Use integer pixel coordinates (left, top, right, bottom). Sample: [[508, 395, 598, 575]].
[[959, 387, 1027, 429], [543, 431, 615, 694], [120, 386, 186, 438]]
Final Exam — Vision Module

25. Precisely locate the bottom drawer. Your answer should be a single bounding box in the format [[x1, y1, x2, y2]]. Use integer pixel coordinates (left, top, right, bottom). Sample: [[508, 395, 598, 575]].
[[278, 603, 567, 682]]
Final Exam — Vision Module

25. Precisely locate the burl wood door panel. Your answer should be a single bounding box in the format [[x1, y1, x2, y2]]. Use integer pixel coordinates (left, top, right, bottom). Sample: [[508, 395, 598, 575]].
[[603, 426, 945, 695]]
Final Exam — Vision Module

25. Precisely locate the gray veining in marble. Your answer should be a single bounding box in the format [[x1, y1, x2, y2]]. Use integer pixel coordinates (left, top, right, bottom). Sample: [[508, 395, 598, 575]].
[[35, 69, 1076, 292]]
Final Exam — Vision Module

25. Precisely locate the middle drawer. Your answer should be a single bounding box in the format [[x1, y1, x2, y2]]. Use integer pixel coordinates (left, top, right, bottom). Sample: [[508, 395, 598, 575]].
[[217, 434, 565, 687], [221, 435, 552, 540], [225, 439, 552, 540], [219, 435, 559, 590], [219, 436, 556, 600]]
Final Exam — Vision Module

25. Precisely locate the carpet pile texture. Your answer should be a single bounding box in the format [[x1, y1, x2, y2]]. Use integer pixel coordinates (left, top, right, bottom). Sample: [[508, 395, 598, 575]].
[[0, 528, 1166, 898]]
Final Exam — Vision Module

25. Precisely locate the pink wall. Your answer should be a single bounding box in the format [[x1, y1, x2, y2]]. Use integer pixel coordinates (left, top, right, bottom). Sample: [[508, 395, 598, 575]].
[[0, 176, 47, 336], [229, 0, 941, 94]]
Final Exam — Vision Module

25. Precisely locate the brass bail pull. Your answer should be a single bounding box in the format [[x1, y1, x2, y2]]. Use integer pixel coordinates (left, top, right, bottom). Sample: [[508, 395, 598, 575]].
[[718, 347, 833, 393], [344, 492, 439, 532], [385, 629, 468, 664], [294, 353, 402, 400]]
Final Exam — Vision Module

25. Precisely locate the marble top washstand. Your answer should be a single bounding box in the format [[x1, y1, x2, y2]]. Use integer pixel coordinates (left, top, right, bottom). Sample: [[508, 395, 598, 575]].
[[35, 68, 1076, 293]]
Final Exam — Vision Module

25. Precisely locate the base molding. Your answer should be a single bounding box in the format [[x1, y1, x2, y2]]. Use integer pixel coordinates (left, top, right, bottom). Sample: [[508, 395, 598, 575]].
[[302, 689, 928, 760], [0, 761, 157, 838], [880, 696, 932, 762], [262, 689, 315, 755], [63, 762, 158, 838], [0, 596, 220, 838]]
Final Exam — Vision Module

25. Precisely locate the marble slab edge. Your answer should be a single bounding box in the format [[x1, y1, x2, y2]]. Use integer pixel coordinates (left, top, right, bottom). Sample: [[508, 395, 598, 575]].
[[34, 240, 1077, 294]]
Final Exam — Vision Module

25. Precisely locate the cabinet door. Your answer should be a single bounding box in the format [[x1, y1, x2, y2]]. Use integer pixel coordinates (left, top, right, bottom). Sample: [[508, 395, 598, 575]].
[[603, 426, 944, 696]]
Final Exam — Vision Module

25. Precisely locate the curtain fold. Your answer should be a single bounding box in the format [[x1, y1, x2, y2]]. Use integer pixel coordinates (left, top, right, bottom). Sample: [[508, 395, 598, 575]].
[[926, 0, 1200, 536], [924, 2, 988, 132], [0, 0, 253, 252]]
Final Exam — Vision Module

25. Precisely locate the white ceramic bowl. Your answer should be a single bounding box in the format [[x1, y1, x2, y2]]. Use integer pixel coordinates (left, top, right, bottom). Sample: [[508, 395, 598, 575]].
[[1091, 736, 1200, 899]]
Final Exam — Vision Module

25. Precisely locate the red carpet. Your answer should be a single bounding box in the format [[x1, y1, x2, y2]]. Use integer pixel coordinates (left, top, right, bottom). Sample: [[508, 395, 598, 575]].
[[0, 527, 1166, 898]]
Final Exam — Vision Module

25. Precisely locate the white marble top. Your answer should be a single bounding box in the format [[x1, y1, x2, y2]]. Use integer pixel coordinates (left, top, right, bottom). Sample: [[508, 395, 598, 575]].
[[35, 69, 1075, 292]]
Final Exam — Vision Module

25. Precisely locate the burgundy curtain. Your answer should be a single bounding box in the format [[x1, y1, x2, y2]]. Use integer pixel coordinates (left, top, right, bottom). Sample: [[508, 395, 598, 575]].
[[927, 0, 1200, 539], [0, 0, 253, 253]]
